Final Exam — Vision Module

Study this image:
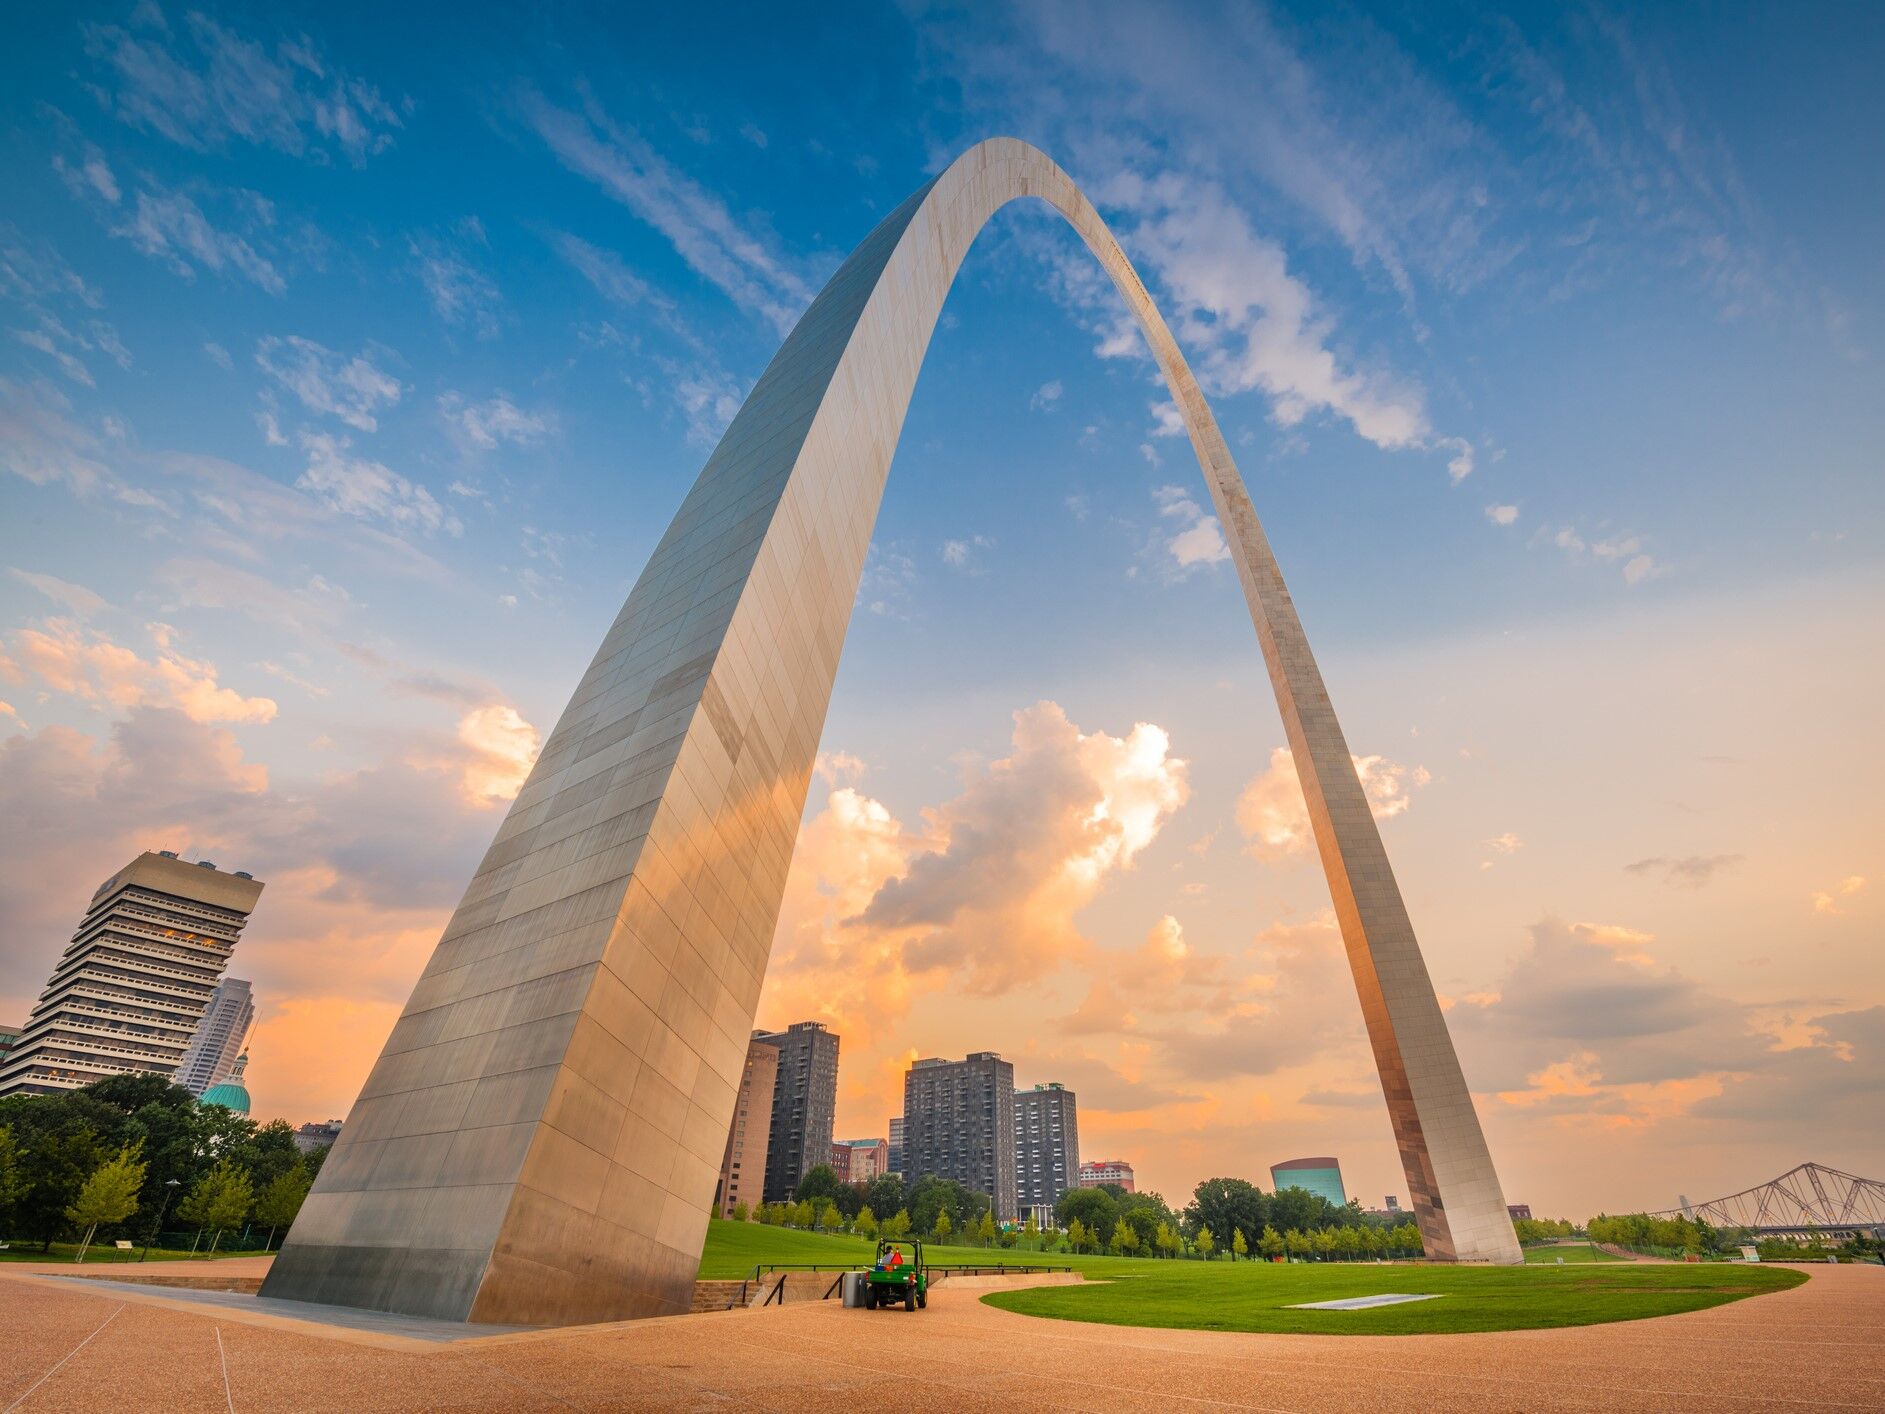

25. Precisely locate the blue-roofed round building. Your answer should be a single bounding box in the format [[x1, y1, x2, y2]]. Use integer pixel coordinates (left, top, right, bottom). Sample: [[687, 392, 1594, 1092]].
[[197, 1051, 251, 1116]]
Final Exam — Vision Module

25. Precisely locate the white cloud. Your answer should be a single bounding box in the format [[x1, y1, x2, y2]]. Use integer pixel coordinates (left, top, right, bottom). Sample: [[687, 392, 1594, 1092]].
[[256, 336, 401, 431], [1811, 876, 1867, 918], [203, 341, 233, 369], [409, 230, 501, 337], [940, 534, 994, 571], [437, 393, 550, 450], [551, 231, 655, 307], [296, 431, 455, 534], [1030, 379, 1063, 411], [1150, 484, 1229, 569], [1237, 745, 1429, 858], [1542, 522, 1670, 586], [522, 89, 815, 334], [1485, 503, 1519, 526], [1439, 436, 1475, 482], [82, 11, 403, 166], [9, 569, 109, 618], [452, 704, 540, 808], [114, 186, 284, 294]]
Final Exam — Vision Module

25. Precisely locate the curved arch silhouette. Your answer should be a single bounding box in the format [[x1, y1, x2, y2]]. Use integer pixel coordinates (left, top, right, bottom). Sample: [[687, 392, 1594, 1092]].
[[264, 139, 1519, 1327]]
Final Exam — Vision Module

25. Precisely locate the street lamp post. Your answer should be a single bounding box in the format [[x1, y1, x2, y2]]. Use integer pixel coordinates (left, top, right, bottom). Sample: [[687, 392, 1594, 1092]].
[[140, 1178, 181, 1262]]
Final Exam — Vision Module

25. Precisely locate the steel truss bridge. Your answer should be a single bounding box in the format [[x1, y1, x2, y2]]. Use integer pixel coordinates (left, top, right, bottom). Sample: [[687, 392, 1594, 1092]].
[[1655, 1163, 1885, 1240]]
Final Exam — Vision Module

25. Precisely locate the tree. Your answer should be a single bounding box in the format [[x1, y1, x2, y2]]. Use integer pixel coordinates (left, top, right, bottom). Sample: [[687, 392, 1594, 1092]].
[[1232, 1227, 1249, 1261], [67, 1145, 146, 1262], [907, 1175, 987, 1237], [796, 1164, 844, 1206], [1155, 1220, 1181, 1259], [1110, 1218, 1139, 1256], [1259, 1224, 1284, 1261], [1268, 1185, 1335, 1234], [1313, 1227, 1337, 1262], [177, 1161, 252, 1253], [1055, 1187, 1120, 1243], [254, 1165, 312, 1250], [1184, 1178, 1266, 1252], [731, 1201, 750, 1223], [0, 1125, 28, 1234], [976, 1211, 997, 1247], [932, 1208, 953, 1243], [1066, 1217, 1087, 1254], [861, 1174, 905, 1224], [1022, 1213, 1039, 1250], [887, 1208, 912, 1240], [856, 1205, 879, 1241], [1285, 1228, 1311, 1262]]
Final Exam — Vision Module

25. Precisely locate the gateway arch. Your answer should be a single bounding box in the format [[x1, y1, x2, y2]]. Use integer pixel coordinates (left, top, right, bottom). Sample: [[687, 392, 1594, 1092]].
[[264, 138, 1521, 1327]]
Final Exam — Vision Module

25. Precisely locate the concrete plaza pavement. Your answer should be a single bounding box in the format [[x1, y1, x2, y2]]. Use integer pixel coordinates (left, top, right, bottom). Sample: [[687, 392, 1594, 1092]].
[[0, 1258, 1879, 1411]]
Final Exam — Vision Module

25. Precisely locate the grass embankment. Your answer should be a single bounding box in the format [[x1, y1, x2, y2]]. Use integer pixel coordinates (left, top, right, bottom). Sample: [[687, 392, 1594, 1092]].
[[701, 1221, 1806, 1335], [1523, 1242, 1624, 1264], [0, 1241, 256, 1264]]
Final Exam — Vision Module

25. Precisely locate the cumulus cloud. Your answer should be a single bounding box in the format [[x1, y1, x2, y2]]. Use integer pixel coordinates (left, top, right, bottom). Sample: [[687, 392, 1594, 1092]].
[[1485, 503, 1519, 527], [6, 618, 276, 724], [940, 534, 993, 571], [450, 703, 541, 808], [1236, 745, 1429, 858], [1029, 379, 1063, 411], [1541, 523, 1670, 586], [296, 431, 455, 533], [1150, 484, 1229, 570], [1810, 875, 1867, 917], [256, 336, 401, 431]]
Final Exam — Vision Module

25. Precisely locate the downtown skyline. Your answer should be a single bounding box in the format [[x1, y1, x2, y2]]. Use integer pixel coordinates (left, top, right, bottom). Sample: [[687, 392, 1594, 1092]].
[[1, 1, 1881, 1221]]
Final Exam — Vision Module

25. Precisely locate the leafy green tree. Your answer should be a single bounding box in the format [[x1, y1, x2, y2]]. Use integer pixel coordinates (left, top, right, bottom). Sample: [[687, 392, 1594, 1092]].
[[1194, 1225, 1216, 1260], [1055, 1186, 1120, 1243], [795, 1164, 844, 1205], [1066, 1217, 1087, 1253], [1109, 1218, 1139, 1256], [10, 1120, 106, 1249], [932, 1208, 953, 1242], [1268, 1185, 1335, 1234], [887, 1208, 912, 1240], [856, 1205, 879, 1240], [1285, 1228, 1311, 1262], [976, 1211, 997, 1247], [861, 1174, 906, 1224], [731, 1201, 750, 1223], [254, 1165, 312, 1250], [178, 1161, 253, 1253], [0, 1125, 29, 1233], [1259, 1224, 1284, 1261], [1022, 1213, 1039, 1250], [67, 1145, 147, 1261], [907, 1175, 988, 1236], [1184, 1178, 1266, 1250], [1155, 1220, 1180, 1259]]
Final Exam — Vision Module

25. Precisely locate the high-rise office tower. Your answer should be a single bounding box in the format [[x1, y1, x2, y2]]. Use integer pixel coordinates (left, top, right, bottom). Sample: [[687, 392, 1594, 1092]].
[[714, 1034, 780, 1217], [174, 976, 255, 1095], [0, 852, 263, 1098], [903, 1052, 1016, 1220], [1014, 1081, 1079, 1218], [888, 1115, 904, 1177], [754, 1021, 838, 1204]]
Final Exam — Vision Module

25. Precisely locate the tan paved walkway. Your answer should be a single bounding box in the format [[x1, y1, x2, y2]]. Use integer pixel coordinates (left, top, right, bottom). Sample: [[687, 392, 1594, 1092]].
[[1, 1259, 1879, 1411]]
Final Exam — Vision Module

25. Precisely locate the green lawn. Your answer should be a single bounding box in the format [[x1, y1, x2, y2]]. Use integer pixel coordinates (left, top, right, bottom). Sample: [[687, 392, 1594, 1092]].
[[0, 1241, 257, 1264], [1523, 1242, 1624, 1264], [700, 1221, 1805, 1335]]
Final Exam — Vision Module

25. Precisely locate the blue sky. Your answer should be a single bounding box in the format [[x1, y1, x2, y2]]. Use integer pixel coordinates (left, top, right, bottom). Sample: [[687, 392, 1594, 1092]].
[[2, 1, 1880, 1214]]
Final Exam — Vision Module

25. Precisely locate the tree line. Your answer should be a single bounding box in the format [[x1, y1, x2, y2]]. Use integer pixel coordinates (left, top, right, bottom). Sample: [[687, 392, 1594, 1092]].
[[0, 1073, 325, 1256]]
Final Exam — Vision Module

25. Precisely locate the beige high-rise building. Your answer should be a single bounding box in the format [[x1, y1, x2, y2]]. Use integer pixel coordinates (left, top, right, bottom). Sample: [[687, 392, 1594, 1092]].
[[0, 851, 263, 1097], [713, 1035, 779, 1218]]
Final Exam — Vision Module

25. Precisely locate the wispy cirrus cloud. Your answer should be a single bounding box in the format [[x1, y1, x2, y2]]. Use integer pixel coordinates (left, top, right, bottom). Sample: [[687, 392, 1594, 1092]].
[[521, 87, 816, 334], [255, 336, 401, 431], [82, 6, 405, 166]]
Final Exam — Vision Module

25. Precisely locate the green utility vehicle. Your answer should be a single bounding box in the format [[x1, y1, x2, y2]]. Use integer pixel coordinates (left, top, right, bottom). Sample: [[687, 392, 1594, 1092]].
[[863, 1238, 929, 1310]]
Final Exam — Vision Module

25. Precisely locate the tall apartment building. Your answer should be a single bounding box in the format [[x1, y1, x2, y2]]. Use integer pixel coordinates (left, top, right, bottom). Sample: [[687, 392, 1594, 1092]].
[[714, 1035, 780, 1217], [1270, 1156, 1345, 1209], [888, 1116, 904, 1177], [902, 1052, 1016, 1220], [1078, 1159, 1135, 1192], [174, 976, 255, 1095], [755, 1021, 839, 1204], [1014, 1082, 1080, 1218], [0, 852, 263, 1098]]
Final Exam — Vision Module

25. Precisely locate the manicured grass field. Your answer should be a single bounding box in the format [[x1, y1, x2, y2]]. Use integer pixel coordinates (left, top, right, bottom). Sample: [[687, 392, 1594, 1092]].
[[0, 1241, 255, 1264], [1523, 1242, 1624, 1264], [700, 1221, 1805, 1335]]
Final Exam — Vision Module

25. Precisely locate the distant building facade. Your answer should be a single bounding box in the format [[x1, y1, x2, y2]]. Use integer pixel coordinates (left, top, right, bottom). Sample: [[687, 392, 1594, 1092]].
[[832, 1138, 889, 1183], [1014, 1082, 1079, 1214], [174, 977, 255, 1095], [0, 852, 263, 1098], [715, 1035, 780, 1217], [0, 1022, 20, 1070], [755, 1021, 839, 1204], [1270, 1156, 1346, 1209], [294, 1119, 345, 1153], [198, 1050, 251, 1115], [1078, 1159, 1135, 1192], [1507, 1203, 1532, 1221], [888, 1116, 904, 1177], [903, 1052, 1017, 1219]]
